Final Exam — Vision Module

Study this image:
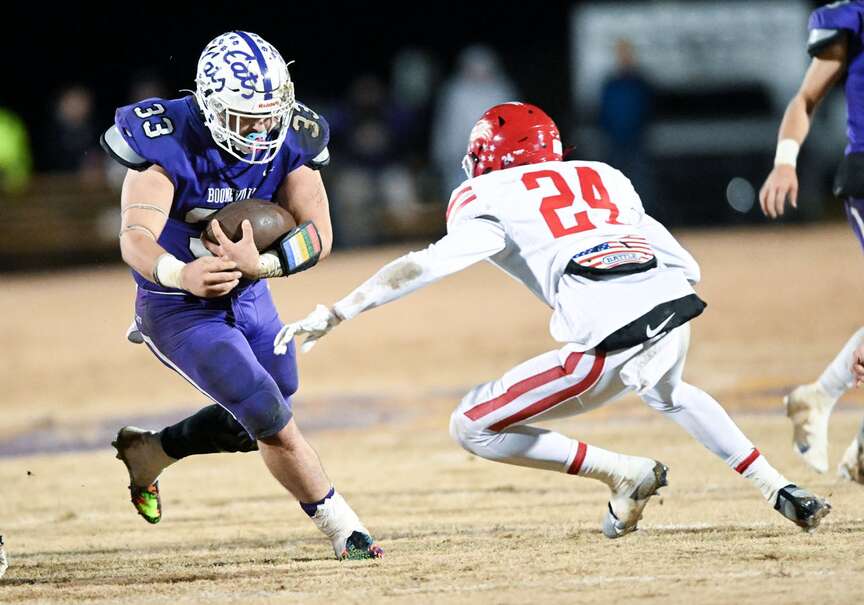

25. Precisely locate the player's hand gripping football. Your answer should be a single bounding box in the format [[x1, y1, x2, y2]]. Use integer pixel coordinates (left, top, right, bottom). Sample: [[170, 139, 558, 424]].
[[759, 165, 798, 219], [852, 343, 864, 387], [179, 257, 243, 298], [273, 304, 342, 355], [204, 219, 260, 279]]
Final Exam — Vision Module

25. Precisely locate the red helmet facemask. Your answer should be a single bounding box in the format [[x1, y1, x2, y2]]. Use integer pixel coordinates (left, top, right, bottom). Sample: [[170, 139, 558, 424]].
[[462, 102, 563, 178]]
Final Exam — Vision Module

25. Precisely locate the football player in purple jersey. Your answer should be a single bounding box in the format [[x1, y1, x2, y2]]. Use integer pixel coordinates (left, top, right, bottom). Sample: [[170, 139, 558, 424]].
[[760, 0, 864, 483], [101, 31, 382, 559]]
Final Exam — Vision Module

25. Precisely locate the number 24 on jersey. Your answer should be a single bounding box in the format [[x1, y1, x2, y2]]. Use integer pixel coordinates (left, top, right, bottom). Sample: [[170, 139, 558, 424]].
[[522, 167, 621, 238]]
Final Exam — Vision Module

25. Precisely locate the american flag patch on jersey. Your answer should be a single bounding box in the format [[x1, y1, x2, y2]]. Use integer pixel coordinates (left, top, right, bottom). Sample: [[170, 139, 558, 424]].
[[567, 235, 657, 276]]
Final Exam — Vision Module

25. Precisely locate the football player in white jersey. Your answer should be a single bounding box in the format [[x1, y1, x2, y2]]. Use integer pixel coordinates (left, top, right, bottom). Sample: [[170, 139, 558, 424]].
[[274, 102, 830, 536]]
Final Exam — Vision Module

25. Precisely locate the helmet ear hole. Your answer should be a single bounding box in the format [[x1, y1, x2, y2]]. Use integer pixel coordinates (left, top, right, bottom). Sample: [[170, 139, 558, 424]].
[[498, 116, 506, 127]]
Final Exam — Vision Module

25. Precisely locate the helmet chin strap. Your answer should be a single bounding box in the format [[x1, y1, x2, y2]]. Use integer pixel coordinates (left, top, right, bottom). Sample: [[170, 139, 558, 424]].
[[461, 154, 475, 179]]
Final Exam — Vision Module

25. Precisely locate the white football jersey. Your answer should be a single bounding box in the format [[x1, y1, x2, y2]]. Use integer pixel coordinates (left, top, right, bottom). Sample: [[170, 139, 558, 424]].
[[334, 159, 700, 351], [445, 160, 700, 348]]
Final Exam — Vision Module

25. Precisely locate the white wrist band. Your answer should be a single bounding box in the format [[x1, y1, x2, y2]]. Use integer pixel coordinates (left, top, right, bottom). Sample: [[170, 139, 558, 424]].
[[258, 251, 284, 278], [774, 139, 800, 167], [153, 253, 186, 289]]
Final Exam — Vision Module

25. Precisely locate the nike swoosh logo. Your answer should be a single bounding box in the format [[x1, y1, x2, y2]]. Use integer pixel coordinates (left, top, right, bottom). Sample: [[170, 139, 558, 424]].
[[646, 313, 676, 338]]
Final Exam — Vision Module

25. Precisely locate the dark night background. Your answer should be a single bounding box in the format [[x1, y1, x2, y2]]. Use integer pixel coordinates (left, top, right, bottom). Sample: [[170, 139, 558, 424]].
[[7, 2, 575, 139], [0, 0, 838, 269]]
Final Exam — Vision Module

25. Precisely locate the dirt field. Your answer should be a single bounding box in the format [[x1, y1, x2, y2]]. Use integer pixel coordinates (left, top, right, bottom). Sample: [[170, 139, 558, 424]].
[[1, 223, 863, 604]]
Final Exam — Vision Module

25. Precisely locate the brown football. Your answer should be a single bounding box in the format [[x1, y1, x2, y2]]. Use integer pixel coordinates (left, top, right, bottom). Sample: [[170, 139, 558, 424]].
[[201, 199, 296, 251]]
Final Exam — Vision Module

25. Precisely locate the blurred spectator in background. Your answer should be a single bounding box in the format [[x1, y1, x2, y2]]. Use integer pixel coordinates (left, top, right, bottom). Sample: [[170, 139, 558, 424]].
[[599, 39, 656, 213], [41, 85, 103, 184], [432, 45, 517, 197], [0, 106, 32, 194], [327, 74, 421, 247], [389, 47, 444, 225], [128, 70, 169, 103], [392, 48, 437, 154]]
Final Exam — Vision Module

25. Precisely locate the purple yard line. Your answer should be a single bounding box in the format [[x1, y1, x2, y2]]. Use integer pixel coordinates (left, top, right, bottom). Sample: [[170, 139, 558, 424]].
[[0, 393, 409, 459], [2, 385, 860, 459]]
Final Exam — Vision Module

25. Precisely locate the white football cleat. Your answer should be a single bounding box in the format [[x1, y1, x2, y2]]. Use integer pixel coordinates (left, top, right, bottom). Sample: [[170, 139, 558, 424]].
[[125, 320, 144, 344], [837, 422, 864, 484], [784, 383, 834, 474], [601, 459, 668, 539], [112, 426, 177, 524], [0, 535, 7, 578]]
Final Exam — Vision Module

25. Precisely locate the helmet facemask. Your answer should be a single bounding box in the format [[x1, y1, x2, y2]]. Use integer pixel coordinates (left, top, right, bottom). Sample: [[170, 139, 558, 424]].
[[197, 82, 295, 164]]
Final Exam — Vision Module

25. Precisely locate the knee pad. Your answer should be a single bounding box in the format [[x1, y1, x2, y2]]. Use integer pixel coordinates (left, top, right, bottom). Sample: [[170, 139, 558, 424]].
[[449, 408, 495, 456], [227, 377, 292, 441], [449, 409, 469, 448]]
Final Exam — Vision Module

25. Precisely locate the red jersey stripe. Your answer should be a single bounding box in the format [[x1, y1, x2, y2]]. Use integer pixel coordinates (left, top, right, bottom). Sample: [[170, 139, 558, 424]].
[[445, 185, 473, 220], [447, 194, 478, 223]]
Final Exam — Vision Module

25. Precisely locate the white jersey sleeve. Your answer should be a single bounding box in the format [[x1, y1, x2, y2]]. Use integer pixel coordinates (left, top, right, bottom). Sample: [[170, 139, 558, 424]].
[[332, 218, 506, 321]]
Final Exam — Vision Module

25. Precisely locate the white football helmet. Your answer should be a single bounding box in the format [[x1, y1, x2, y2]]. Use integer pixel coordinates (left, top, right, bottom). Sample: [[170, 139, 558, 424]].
[[195, 31, 295, 164]]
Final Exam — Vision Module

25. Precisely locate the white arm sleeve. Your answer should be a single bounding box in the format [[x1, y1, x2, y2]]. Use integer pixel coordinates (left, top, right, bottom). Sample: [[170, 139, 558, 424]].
[[333, 219, 507, 320], [640, 215, 701, 284]]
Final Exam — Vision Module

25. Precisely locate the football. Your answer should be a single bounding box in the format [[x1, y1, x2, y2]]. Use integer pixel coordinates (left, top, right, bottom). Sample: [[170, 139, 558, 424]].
[[201, 199, 296, 251]]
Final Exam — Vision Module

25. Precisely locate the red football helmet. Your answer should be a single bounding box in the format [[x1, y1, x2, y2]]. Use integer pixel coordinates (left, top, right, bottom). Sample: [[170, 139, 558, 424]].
[[462, 102, 563, 178]]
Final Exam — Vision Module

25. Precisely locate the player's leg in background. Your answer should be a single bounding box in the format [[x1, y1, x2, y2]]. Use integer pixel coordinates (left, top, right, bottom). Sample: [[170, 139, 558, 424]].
[[779, 198, 864, 476], [0, 535, 7, 579], [244, 285, 382, 559], [784, 326, 864, 474], [639, 325, 830, 528], [449, 343, 668, 538], [838, 416, 864, 483]]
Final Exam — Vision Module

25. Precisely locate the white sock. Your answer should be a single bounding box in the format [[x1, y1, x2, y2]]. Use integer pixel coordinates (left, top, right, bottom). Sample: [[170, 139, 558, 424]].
[[565, 441, 647, 488], [817, 328, 864, 400], [309, 491, 367, 543], [728, 448, 789, 504]]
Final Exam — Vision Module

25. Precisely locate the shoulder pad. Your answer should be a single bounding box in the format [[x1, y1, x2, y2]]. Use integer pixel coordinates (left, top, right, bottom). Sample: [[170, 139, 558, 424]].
[[113, 98, 185, 171], [808, 1, 861, 55], [287, 101, 330, 169], [808, 28, 847, 57], [100, 125, 152, 170]]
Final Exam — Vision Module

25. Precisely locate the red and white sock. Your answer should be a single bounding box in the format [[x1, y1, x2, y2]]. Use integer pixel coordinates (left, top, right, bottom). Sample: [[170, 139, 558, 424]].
[[729, 448, 789, 504], [565, 441, 652, 489]]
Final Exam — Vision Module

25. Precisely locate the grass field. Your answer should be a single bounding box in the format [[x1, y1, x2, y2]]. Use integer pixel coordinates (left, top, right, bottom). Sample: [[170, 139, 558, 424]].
[[1, 223, 863, 604]]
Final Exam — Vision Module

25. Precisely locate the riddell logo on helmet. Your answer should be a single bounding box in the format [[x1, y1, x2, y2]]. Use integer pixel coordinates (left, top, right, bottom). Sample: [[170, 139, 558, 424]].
[[256, 100, 280, 109]]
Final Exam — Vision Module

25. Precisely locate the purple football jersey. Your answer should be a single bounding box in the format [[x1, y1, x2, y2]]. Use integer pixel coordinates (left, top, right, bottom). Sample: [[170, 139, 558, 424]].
[[113, 95, 329, 291], [809, 1, 864, 152]]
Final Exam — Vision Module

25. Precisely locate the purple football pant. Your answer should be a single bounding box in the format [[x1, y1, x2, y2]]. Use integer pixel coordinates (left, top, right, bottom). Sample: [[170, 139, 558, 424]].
[[134, 280, 297, 439], [845, 198, 864, 252]]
